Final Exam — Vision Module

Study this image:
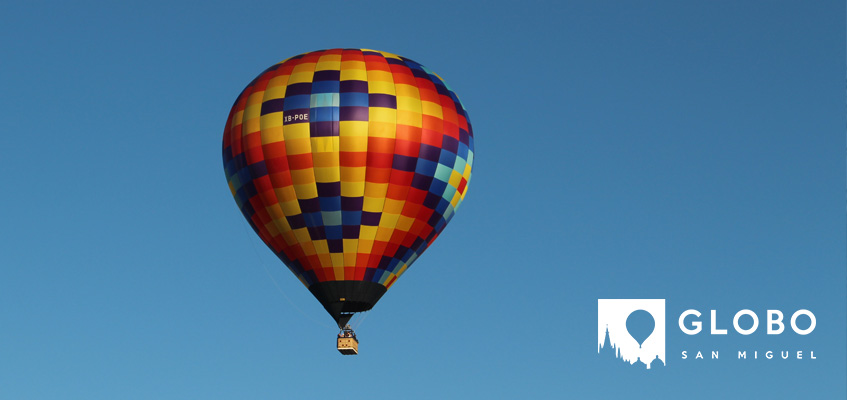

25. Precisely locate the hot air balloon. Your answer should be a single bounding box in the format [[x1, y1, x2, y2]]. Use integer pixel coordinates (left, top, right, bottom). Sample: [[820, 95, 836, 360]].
[[222, 49, 474, 354]]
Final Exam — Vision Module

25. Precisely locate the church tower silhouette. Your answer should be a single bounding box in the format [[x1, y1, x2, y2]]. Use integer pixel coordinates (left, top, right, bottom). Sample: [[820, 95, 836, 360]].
[[598, 324, 657, 369], [598, 325, 618, 361]]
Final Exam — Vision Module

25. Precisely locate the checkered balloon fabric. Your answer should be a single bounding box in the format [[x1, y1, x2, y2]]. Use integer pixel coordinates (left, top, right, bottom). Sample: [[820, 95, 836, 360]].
[[223, 49, 474, 293]]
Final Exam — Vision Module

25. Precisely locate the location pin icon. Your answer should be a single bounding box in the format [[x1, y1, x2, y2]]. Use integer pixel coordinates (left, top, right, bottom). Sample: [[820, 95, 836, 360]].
[[626, 309, 655, 348]]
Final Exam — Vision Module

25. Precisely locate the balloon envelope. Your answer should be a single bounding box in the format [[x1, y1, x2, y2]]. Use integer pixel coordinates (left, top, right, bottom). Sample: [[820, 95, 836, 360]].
[[222, 49, 474, 326], [625, 309, 655, 348]]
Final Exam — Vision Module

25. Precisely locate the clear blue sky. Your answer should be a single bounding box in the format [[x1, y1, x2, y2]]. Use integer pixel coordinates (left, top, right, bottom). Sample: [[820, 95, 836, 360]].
[[1, 1, 844, 399]]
